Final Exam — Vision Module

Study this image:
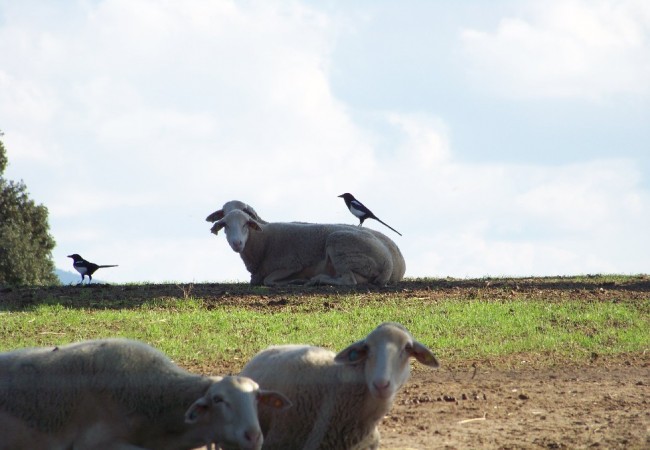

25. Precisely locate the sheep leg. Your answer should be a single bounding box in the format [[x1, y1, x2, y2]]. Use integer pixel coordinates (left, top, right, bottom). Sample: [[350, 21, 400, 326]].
[[262, 268, 306, 286], [261, 260, 334, 286], [306, 272, 362, 286], [304, 248, 368, 286], [309, 231, 392, 286], [351, 427, 380, 450]]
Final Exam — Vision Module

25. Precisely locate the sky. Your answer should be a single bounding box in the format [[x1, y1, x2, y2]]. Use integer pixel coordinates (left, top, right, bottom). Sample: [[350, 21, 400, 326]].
[[1, 0, 648, 283]]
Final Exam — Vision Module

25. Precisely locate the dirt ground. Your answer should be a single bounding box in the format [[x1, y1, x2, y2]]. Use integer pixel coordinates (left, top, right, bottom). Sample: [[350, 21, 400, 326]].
[[1, 276, 649, 449], [382, 358, 648, 449]]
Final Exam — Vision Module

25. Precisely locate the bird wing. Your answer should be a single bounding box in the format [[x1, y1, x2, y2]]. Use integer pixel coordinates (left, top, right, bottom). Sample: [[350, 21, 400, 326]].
[[350, 199, 372, 217]]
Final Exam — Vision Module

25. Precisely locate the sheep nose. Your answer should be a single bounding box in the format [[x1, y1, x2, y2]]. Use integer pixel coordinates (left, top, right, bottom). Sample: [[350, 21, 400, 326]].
[[244, 429, 261, 444], [373, 379, 391, 394]]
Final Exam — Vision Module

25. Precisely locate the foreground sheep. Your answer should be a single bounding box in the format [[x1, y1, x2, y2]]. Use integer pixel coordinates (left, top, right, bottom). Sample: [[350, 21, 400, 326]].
[[0, 339, 291, 450], [210, 209, 405, 286], [240, 322, 439, 449]]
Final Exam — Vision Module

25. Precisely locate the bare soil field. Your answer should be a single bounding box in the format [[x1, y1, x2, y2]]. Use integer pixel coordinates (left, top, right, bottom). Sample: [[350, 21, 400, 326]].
[[1, 277, 649, 449], [383, 358, 648, 449]]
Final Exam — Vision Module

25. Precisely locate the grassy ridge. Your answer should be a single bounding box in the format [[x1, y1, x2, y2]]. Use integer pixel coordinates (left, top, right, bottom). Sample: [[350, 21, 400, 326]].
[[1, 288, 647, 370]]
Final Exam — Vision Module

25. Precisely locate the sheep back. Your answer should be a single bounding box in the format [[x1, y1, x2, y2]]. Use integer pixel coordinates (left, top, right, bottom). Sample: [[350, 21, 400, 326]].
[[243, 222, 402, 286], [241, 345, 380, 450], [0, 339, 208, 434]]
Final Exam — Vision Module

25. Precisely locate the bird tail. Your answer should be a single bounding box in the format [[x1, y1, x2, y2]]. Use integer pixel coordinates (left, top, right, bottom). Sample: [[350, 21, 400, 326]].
[[98, 265, 118, 268], [376, 218, 402, 236]]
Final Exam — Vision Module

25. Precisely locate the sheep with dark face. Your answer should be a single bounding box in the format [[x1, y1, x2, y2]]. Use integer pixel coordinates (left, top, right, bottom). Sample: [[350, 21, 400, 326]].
[[239, 322, 439, 449], [210, 209, 404, 286], [0, 338, 290, 450]]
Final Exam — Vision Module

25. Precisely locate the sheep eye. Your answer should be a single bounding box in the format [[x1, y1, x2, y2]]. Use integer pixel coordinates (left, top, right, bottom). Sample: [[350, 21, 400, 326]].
[[348, 346, 367, 362], [212, 395, 225, 404], [404, 343, 413, 353]]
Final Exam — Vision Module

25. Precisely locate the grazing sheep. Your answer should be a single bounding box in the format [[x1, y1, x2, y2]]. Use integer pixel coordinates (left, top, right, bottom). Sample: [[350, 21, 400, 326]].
[[240, 322, 439, 449], [210, 209, 404, 286], [0, 339, 291, 450]]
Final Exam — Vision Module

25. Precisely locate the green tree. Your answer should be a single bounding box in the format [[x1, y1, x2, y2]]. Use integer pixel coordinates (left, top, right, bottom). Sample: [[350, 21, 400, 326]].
[[0, 136, 58, 285]]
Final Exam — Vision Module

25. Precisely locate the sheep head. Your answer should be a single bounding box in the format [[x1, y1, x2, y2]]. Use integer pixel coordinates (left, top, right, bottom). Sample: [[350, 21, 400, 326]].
[[206, 200, 264, 223], [211, 209, 263, 253], [334, 322, 438, 400], [185, 375, 291, 450]]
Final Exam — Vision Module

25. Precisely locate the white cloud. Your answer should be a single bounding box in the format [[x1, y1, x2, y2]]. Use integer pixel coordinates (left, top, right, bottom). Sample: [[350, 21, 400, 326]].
[[385, 113, 451, 168], [0, 71, 58, 125], [1, 1, 648, 282], [515, 159, 645, 232], [460, 0, 650, 99], [398, 155, 649, 278], [1, 1, 371, 201], [48, 189, 158, 218]]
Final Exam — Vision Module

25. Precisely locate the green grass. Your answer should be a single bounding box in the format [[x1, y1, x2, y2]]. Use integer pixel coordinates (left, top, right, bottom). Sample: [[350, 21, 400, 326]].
[[1, 294, 647, 370]]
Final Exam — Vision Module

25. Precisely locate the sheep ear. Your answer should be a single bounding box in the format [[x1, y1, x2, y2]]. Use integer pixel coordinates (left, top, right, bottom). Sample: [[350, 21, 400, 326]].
[[210, 220, 226, 235], [408, 341, 439, 368], [206, 209, 225, 222], [247, 219, 262, 231], [258, 390, 292, 411], [334, 340, 369, 365], [185, 397, 210, 424], [242, 207, 258, 220]]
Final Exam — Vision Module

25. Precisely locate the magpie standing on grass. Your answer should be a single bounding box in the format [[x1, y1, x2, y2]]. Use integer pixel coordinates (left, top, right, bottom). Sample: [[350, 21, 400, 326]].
[[67, 254, 118, 284], [338, 193, 402, 236]]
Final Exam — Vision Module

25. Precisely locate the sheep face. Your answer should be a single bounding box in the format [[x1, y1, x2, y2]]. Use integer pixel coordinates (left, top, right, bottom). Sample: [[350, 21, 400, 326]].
[[210, 210, 262, 253], [334, 322, 439, 401], [185, 375, 291, 450]]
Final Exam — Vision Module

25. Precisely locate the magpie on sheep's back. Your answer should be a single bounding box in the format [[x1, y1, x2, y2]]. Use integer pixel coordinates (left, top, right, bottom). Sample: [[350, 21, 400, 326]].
[[338, 193, 402, 236]]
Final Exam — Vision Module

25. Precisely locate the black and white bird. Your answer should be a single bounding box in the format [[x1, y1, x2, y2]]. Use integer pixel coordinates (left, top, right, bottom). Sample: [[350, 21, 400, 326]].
[[67, 254, 118, 284], [338, 193, 402, 236]]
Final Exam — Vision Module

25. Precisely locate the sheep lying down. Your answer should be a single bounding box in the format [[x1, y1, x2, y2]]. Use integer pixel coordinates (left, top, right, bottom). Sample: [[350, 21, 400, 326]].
[[210, 209, 405, 286], [0, 339, 290, 450], [240, 322, 439, 450]]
